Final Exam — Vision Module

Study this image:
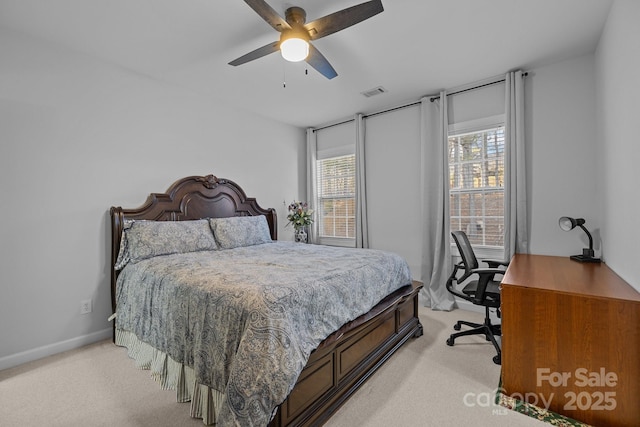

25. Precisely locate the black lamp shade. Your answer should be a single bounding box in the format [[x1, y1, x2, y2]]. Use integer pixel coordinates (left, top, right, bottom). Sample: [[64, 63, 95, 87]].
[[558, 216, 600, 263], [559, 216, 585, 231]]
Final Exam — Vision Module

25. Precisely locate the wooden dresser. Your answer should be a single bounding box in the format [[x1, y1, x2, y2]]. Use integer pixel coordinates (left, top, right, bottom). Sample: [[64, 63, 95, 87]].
[[501, 254, 640, 427]]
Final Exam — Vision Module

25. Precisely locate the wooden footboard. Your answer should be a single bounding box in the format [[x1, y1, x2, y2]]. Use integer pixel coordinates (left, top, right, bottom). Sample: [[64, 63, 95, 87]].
[[270, 280, 423, 427]]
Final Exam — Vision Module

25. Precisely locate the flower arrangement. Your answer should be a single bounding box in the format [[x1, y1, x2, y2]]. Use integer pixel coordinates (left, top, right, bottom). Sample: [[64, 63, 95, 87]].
[[286, 201, 313, 230]]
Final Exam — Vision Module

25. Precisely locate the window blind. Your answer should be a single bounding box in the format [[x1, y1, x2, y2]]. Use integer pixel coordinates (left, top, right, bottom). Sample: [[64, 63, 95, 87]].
[[449, 126, 505, 247], [316, 154, 356, 239]]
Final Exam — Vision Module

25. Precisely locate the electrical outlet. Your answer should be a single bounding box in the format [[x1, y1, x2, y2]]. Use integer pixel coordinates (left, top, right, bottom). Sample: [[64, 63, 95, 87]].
[[80, 299, 92, 315]]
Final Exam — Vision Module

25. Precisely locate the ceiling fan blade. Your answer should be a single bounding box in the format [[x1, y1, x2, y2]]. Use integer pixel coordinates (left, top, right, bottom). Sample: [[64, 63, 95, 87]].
[[229, 41, 280, 66], [305, 0, 383, 40], [305, 44, 337, 80], [243, 0, 290, 32]]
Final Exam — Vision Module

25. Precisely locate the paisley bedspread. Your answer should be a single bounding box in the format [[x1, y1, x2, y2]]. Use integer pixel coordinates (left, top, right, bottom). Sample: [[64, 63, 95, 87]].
[[115, 241, 411, 427]]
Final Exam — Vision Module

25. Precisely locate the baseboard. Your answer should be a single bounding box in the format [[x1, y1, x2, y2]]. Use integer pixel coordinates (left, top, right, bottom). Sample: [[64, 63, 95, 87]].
[[0, 328, 112, 371], [418, 295, 487, 314], [454, 298, 483, 313]]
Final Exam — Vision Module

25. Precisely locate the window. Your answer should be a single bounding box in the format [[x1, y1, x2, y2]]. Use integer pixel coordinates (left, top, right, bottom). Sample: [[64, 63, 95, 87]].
[[449, 125, 505, 248], [316, 154, 356, 243]]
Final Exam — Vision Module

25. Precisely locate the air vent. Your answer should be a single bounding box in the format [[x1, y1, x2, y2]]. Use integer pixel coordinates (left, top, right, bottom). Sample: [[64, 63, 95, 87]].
[[361, 86, 388, 98]]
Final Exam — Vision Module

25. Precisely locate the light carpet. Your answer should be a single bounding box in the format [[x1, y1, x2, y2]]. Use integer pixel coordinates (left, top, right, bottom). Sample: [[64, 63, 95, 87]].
[[0, 307, 545, 426]]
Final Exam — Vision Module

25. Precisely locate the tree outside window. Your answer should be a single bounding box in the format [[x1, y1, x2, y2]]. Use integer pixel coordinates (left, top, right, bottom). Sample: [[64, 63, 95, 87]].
[[449, 126, 505, 248]]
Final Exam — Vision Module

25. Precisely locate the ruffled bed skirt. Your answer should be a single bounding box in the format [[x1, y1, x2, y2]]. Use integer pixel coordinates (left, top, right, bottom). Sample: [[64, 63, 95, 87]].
[[115, 329, 224, 425]]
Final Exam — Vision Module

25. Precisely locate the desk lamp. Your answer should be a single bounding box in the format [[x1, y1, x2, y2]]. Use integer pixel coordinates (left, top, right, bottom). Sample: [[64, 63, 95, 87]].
[[558, 216, 601, 263]]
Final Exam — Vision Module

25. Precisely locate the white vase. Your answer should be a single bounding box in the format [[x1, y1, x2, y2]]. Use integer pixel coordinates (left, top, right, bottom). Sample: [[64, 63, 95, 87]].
[[294, 226, 308, 243]]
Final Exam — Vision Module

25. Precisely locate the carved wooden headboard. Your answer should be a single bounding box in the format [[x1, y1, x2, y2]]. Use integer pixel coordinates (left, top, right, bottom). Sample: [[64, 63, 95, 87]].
[[109, 174, 277, 313]]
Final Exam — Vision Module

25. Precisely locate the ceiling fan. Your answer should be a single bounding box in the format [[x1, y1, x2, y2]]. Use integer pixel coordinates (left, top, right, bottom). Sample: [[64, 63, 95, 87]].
[[229, 0, 384, 79]]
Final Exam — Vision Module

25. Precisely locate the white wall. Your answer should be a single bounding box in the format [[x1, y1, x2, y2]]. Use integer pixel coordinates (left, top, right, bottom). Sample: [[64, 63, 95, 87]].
[[363, 83, 508, 282], [361, 59, 602, 280], [526, 54, 601, 258], [0, 29, 304, 368], [595, 0, 640, 291], [525, 0, 640, 293], [365, 105, 423, 279], [359, 56, 616, 300]]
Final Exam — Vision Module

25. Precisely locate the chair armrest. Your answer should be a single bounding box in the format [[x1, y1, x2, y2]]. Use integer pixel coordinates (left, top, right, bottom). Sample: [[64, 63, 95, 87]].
[[473, 269, 504, 304], [471, 268, 506, 276], [482, 259, 509, 268], [445, 264, 471, 300]]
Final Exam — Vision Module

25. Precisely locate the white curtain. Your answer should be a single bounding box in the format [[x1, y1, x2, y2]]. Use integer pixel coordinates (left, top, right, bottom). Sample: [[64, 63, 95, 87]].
[[420, 94, 455, 310], [306, 128, 319, 244], [504, 71, 528, 259], [355, 113, 369, 248]]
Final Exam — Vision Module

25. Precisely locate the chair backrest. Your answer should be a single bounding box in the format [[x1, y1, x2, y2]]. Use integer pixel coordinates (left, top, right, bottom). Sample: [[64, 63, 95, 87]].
[[451, 230, 479, 281]]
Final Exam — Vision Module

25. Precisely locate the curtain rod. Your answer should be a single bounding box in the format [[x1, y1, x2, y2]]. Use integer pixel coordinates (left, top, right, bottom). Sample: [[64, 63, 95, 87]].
[[430, 72, 528, 102], [312, 118, 355, 132], [313, 72, 528, 132], [312, 101, 420, 132]]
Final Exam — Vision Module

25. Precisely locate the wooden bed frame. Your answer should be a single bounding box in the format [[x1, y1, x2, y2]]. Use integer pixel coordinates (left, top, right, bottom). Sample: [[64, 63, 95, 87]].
[[110, 174, 423, 426]]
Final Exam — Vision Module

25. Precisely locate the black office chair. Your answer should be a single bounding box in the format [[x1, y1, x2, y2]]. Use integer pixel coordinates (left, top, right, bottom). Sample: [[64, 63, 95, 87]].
[[445, 230, 509, 365]]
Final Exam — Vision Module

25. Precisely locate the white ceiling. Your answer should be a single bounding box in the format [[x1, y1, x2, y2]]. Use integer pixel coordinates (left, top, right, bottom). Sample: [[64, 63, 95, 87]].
[[0, 0, 613, 128]]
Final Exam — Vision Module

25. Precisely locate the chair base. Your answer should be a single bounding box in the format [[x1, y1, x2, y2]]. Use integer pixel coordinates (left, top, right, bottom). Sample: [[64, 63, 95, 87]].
[[446, 308, 502, 365]]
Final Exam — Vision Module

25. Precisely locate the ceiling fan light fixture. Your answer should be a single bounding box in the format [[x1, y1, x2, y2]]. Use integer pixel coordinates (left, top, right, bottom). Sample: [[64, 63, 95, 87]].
[[280, 27, 310, 62], [280, 37, 309, 62]]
